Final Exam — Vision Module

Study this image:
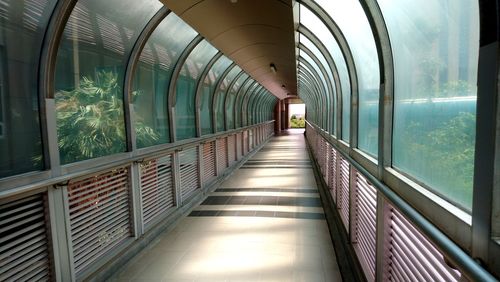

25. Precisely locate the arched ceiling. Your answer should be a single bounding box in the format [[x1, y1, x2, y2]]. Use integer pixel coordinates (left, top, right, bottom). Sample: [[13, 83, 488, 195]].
[[161, 0, 297, 99]]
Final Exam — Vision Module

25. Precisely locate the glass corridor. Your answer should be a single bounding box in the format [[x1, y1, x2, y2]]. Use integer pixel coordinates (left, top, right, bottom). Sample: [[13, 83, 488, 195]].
[[0, 0, 499, 281]]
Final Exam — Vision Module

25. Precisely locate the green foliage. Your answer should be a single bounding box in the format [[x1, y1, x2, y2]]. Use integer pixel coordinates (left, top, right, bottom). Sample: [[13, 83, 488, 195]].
[[290, 116, 305, 128], [55, 71, 159, 163], [399, 112, 475, 208]]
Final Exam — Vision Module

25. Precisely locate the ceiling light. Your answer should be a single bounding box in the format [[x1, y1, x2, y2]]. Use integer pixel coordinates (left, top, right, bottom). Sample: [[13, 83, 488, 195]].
[[270, 63, 277, 74], [281, 84, 286, 88], [230, 0, 237, 3]]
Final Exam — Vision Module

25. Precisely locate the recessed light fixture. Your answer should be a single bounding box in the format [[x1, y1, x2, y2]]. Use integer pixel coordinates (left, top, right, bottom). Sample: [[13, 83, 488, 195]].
[[230, 0, 238, 3], [270, 63, 277, 74], [281, 84, 286, 88]]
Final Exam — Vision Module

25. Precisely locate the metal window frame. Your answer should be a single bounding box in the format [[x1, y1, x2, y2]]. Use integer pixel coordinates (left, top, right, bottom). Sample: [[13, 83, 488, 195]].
[[233, 77, 255, 128], [211, 63, 237, 133], [222, 70, 246, 131]]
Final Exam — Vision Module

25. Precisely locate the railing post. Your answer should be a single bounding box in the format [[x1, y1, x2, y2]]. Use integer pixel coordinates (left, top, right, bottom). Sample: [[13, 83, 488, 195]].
[[130, 162, 143, 237], [47, 185, 75, 282]]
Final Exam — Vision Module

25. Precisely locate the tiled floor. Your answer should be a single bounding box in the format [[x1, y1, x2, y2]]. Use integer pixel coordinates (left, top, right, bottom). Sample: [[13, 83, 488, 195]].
[[108, 129, 342, 282]]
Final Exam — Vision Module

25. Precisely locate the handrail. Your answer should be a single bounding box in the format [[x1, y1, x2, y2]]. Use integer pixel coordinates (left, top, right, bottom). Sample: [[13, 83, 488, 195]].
[[306, 121, 498, 282], [0, 121, 275, 199]]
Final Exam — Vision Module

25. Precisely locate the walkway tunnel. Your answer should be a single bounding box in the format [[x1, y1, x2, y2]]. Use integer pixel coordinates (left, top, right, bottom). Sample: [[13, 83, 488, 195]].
[[0, 0, 499, 281]]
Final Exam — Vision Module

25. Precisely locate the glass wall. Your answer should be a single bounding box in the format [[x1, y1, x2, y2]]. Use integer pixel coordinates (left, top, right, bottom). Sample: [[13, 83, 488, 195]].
[[199, 56, 232, 135], [132, 13, 197, 148], [0, 0, 57, 177], [175, 40, 218, 140], [55, 0, 162, 162], [315, 0, 380, 156], [215, 66, 241, 132], [300, 6, 351, 142], [234, 79, 256, 128], [226, 74, 249, 130], [378, 0, 479, 210]]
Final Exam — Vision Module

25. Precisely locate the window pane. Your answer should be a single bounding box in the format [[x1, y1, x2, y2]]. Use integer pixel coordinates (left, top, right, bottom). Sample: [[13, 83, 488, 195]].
[[379, 0, 479, 209], [314, 0, 380, 156], [200, 56, 232, 135], [55, 0, 162, 162], [226, 73, 248, 130], [175, 40, 218, 141], [234, 79, 255, 128], [132, 13, 197, 148], [300, 6, 351, 142], [300, 34, 336, 134], [215, 66, 241, 132], [0, 0, 57, 177]]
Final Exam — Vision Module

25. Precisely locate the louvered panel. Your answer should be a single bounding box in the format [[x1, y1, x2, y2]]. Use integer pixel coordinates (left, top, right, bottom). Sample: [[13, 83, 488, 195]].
[[0, 194, 51, 281], [243, 131, 248, 154], [179, 146, 200, 203], [227, 135, 236, 164], [67, 167, 131, 274], [217, 138, 228, 173], [323, 142, 330, 184], [203, 141, 216, 184], [236, 133, 243, 160], [353, 170, 377, 280], [140, 155, 174, 227], [328, 147, 337, 203], [384, 205, 463, 282], [338, 155, 350, 230]]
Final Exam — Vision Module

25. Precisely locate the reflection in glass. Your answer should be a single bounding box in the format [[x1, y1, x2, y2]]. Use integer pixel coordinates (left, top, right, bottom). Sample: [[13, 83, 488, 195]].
[[379, 0, 479, 209], [55, 0, 162, 162], [234, 79, 255, 128], [175, 40, 218, 141], [0, 0, 57, 177], [200, 56, 232, 135], [132, 13, 197, 147]]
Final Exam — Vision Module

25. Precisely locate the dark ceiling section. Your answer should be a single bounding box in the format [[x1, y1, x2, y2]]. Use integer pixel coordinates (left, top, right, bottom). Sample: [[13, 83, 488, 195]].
[[162, 0, 297, 99]]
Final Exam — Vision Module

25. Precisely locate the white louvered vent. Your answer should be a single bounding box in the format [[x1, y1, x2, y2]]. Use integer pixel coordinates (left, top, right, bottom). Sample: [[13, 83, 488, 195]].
[[179, 146, 200, 203], [67, 167, 131, 274], [203, 141, 216, 184], [353, 170, 377, 281], [227, 135, 236, 164], [384, 204, 463, 282], [328, 147, 338, 203], [243, 130, 248, 154], [338, 154, 350, 230], [0, 194, 51, 281], [217, 138, 228, 173], [140, 155, 174, 228], [323, 142, 330, 184], [236, 133, 243, 160]]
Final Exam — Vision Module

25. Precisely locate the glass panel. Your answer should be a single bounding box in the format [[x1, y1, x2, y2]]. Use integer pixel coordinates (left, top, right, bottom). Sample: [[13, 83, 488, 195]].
[[132, 13, 197, 148], [55, 0, 162, 162], [0, 0, 57, 177], [226, 73, 248, 130], [300, 6, 351, 141], [379, 0, 479, 210], [234, 79, 255, 128], [215, 66, 241, 132], [200, 56, 232, 135], [314, 0, 380, 156], [300, 34, 336, 134], [300, 51, 329, 129], [175, 40, 218, 141]]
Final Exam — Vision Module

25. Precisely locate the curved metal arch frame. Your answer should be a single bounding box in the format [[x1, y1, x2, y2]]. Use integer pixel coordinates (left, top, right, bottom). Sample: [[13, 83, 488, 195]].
[[298, 87, 316, 125], [298, 0, 359, 146], [222, 70, 246, 131], [234, 78, 256, 128], [194, 51, 223, 136], [298, 43, 336, 134], [210, 63, 237, 133], [228, 75, 252, 130], [168, 35, 204, 142], [255, 92, 273, 124], [298, 69, 321, 120], [297, 78, 319, 123], [298, 58, 328, 128], [297, 73, 320, 124], [242, 84, 263, 127], [240, 82, 261, 127], [124, 7, 171, 151], [298, 25, 343, 137], [247, 87, 267, 126], [298, 60, 325, 112]]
